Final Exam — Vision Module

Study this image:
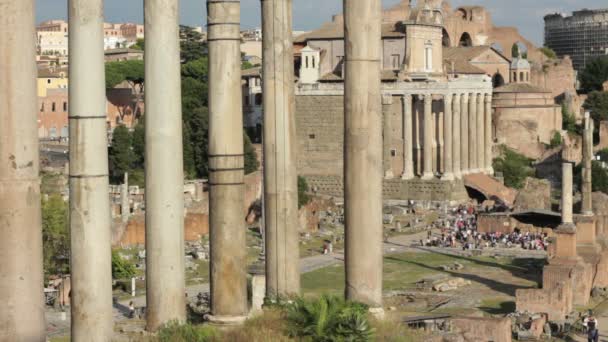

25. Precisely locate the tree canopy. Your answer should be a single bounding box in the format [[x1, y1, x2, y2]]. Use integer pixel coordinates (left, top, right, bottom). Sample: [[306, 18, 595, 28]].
[[42, 194, 69, 277], [584, 91, 608, 124], [105, 59, 145, 90], [580, 56, 608, 93]]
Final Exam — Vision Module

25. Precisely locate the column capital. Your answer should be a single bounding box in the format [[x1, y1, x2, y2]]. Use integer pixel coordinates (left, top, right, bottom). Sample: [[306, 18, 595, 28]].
[[484, 93, 493, 103], [476, 93, 484, 103], [453, 93, 461, 105], [444, 93, 453, 103], [461, 93, 469, 103], [424, 93, 433, 102]]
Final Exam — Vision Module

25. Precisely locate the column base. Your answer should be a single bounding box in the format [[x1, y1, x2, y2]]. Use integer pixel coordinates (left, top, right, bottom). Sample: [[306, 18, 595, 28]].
[[454, 171, 462, 179], [207, 314, 248, 326], [421, 172, 434, 180], [384, 170, 394, 179], [441, 173, 455, 181], [485, 167, 494, 175], [401, 172, 415, 180], [369, 307, 385, 320]]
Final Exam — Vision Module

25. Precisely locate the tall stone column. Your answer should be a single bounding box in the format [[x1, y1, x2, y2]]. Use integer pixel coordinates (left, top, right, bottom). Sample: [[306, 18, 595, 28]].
[[344, 0, 383, 311], [582, 112, 593, 215], [562, 162, 575, 226], [144, 0, 186, 330], [468, 93, 477, 172], [261, 0, 300, 299], [68, 1, 113, 340], [452, 94, 462, 179], [402, 95, 414, 180], [382, 95, 394, 178], [442, 94, 454, 180], [476, 93, 485, 173], [207, 0, 248, 322], [484, 94, 494, 174], [121, 172, 130, 224], [0, 1, 46, 340], [460, 93, 469, 174], [422, 94, 434, 179]]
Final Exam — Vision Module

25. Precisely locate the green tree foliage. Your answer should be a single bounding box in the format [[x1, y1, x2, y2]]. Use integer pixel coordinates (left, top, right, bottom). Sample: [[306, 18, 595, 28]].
[[105, 60, 145, 89], [580, 56, 608, 92], [492, 146, 535, 189], [584, 91, 608, 124], [42, 195, 69, 277], [131, 38, 145, 51], [298, 176, 312, 209], [511, 43, 520, 58], [180, 26, 207, 63], [244, 133, 260, 174], [111, 250, 136, 280], [108, 125, 135, 184], [285, 295, 374, 342], [540, 47, 557, 59]]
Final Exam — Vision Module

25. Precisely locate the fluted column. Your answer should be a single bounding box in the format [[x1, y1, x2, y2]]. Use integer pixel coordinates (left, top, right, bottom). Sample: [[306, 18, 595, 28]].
[[68, 0, 114, 339], [453, 94, 462, 179], [476, 93, 485, 173], [582, 112, 593, 215], [442, 94, 454, 180], [383, 95, 394, 178], [468, 93, 478, 172], [402, 95, 414, 179], [0, 1, 46, 340], [207, 0, 248, 322], [422, 94, 434, 179], [262, 0, 300, 299], [460, 93, 469, 174], [562, 162, 574, 224], [484, 94, 493, 174], [344, 0, 383, 311], [145, 0, 186, 330]]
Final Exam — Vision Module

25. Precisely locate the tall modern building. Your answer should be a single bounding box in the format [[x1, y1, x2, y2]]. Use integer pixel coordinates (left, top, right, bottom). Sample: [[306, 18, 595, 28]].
[[544, 9, 608, 72]]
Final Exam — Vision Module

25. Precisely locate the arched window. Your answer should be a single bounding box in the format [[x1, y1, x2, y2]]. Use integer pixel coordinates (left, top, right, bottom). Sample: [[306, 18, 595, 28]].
[[442, 29, 451, 47], [492, 73, 505, 88], [425, 46, 433, 71], [255, 93, 263, 106], [459, 32, 472, 47]]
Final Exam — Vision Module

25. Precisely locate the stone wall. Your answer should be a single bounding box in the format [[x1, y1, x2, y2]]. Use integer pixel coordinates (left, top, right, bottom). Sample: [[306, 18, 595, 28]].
[[515, 280, 571, 321], [449, 316, 512, 342], [114, 213, 210, 247], [531, 56, 582, 119]]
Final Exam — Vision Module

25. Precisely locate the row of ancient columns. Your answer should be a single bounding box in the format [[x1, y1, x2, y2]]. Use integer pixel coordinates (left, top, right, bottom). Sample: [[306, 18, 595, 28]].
[[400, 92, 493, 181]]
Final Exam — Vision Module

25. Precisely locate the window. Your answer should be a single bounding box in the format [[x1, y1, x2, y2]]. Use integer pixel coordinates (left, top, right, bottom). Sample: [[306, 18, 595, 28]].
[[312, 56, 316, 68], [520, 72, 524, 82], [51, 102, 56, 112], [390, 149, 397, 157], [309, 134, 316, 139], [391, 54, 401, 70], [63, 102, 67, 112], [47, 79, 51, 84], [513, 72, 517, 82], [424, 47, 433, 71], [305, 56, 309, 68], [255, 94, 263, 106], [40, 103, 44, 112]]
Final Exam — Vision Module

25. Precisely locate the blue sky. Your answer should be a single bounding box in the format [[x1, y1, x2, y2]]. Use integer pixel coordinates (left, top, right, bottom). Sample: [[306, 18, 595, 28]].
[[36, 0, 607, 45]]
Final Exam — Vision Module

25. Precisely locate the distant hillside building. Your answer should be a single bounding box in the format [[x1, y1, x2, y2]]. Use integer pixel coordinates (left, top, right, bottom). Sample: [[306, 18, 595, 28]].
[[544, 9, 608, 71]]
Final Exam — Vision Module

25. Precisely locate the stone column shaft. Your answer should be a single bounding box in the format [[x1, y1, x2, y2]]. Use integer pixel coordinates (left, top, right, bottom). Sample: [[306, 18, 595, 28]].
[[562, 162, 574, 224], [452, 94, 462, 178], [121, 172, 129, 223], [207, 0, 248, 321], [382, 95, 394, 178], [484, 94, 493, 174], [442, 94, 454, 180], [460, 94, 469, 174], [145, 0, 186, 330], [476, 93, 485, 172], [344, 0, 383, 309], [422, 94, 434, 179], [468, 93, 477, 172], [402, 95, 414, 179], [582, 113, 593, 215], [261, 0, 300, 299], [68, 0, 113, 339], [0, 1, 46, 340]]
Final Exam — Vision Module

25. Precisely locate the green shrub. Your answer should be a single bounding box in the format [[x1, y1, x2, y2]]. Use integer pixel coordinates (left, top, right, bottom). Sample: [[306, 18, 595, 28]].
[[562, 104, 578, 134], [492, 145, 535, 189], [549, 131, 563, 148], [155, 321, 218, 342], [298, 176, 312, 209], [540, 47, 557, 59], [285, 295, 374, 342], [111, 250, 136, 280]]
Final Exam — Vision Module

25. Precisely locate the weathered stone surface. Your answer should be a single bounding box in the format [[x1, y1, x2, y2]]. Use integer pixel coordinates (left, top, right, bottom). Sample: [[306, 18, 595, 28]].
[[450, 317, 512, 342], [513, 177, 552, 211]]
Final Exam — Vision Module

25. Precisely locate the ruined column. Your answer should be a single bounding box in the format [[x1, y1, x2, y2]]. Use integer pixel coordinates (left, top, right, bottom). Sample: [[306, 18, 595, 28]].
[[121, 172, 129, 224], [562, 162, 574, 225], [468, 93, 478, 172], [207, 0, 248, 322], [484, 94, 494, 174], [261, 0, 300, 299], [422, 94, 434, 179], [453, 94, 462, 179], [68, 0, 113, 339], [0, 1, 46, 340], [344, 0, 383, 311], [460, 93, 469, 174], [145, 0, 186, 330], [382, 95, 394, 178], [582, 112, 593, 215], [402, 95, 414, 180], [442, 94, 454, 180], [476, 93, 485, 173]]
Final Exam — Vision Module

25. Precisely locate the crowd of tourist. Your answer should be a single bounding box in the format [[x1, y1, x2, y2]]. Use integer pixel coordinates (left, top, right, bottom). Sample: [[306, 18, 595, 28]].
[[421, 204, 550, 251]]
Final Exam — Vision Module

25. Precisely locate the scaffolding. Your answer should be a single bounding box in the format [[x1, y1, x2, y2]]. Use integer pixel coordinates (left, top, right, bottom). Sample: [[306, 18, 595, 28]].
[[544, 9, 608, 72]]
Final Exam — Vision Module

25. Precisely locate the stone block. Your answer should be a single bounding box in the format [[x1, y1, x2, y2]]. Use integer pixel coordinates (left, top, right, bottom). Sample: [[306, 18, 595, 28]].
[[575, 215, 597, 245], [248, 274, 266, 315], [593, 251, 608, 287], [515, 280, 571, 322], [449, 317, 512, 342]]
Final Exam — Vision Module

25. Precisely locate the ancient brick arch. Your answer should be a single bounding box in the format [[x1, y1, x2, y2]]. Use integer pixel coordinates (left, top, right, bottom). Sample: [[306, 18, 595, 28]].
[[459, 32, 473, 47], [442, 28, 451, 47]]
